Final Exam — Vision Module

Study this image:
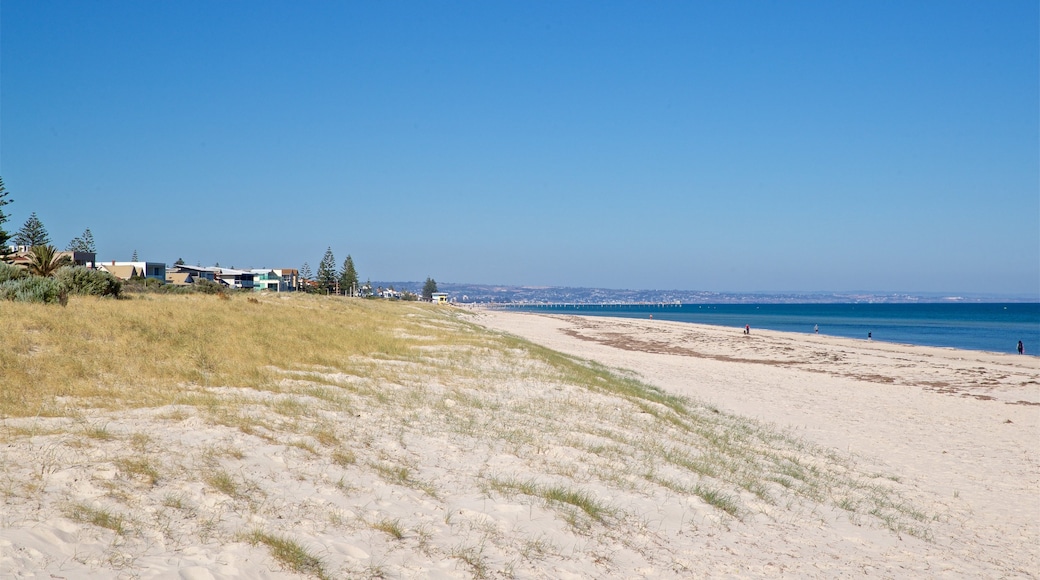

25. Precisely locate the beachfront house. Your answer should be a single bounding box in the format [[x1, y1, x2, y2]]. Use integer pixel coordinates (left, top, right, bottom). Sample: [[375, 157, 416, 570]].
[[215, 268, 254, 289], [167, 264, 219, 284], [98, 263, 141, 280], [64, 250, 97, 268], [250, 269, 287, 292], [273, 269, 300, 291], [432, 292, 450, 304], [99, 261, 166, 282]]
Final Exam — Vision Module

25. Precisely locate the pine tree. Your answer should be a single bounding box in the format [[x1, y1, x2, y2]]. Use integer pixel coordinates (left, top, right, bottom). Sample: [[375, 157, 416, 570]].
[[317, 247, 337, 294], [132, 249, 139, 261], [339, 255, 359, 297], [422, 277, 438, 301], [12, 212, 50, 248], [66, 228, 96, 253], [175, 258, 185, 265], [299, 262, 313, 292], [0, 177, 13, 262]]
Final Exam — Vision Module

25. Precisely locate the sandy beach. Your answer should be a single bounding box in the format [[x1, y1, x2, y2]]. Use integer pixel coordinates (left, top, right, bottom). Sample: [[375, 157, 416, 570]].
[[474, 310, 1040, 577], [2, 306, 1037, 578]]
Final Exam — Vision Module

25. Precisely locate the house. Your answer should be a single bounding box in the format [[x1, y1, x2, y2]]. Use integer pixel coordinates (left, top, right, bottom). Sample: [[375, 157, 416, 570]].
[[167, 264, 219, 283], [165, 271, 196, 286], [273, 269, 300, 291], [98, 263, 142, 280], [250, 269, 285, 292], [65, 251, 97, 268], [100, 261, 166, 282], [215, 268, 254, 289], [432, 292, 450, 304]]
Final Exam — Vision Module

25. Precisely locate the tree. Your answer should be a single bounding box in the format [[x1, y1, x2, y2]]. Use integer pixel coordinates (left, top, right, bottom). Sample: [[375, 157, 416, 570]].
[[66, 228, 96, 253], [12, 212, 49, 248], [299, 262, 313, 292], [26, 245, 71, 277], [174, 257, 185, 265], [316, 247, 337, 294], [0, 177, 13, 262], [339, 255, 359, 297], [131, 249, 139, 262], [422, 277, 438, 302]]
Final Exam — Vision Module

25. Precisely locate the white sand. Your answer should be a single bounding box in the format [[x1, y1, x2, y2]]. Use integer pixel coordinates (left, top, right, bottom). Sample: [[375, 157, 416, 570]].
[[1, 309, 1037, 578], [474, 310, 1040, 577]]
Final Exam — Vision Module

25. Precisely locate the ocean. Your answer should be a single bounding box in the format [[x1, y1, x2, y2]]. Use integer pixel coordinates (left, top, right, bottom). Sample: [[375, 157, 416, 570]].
[[505, 303, 1040, 356]]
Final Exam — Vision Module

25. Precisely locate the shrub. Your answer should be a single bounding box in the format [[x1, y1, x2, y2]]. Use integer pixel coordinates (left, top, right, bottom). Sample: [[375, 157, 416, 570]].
[[122, 276, 164, 293], [194, 278, 225, 295], [0, 261, 26, 284], [0, 276, 68, 305], [54, 266, 122, 298]]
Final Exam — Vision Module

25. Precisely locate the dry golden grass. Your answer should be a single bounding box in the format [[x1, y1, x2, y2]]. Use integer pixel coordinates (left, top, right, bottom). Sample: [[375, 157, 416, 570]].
[[0, 292, 461, 418]]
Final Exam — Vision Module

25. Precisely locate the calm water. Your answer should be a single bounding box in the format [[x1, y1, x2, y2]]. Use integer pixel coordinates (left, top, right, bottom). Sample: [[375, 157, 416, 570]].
[[506, 303, 1040, 356]]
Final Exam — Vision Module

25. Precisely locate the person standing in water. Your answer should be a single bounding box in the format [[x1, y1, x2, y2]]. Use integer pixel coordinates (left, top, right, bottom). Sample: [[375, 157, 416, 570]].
[[1019, 341, 1025, 354], [814, 324, 819, 334]]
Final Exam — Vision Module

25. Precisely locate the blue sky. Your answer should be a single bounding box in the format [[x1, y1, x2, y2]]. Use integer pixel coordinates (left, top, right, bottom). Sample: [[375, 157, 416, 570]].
[[2, 1, 1037, 295]]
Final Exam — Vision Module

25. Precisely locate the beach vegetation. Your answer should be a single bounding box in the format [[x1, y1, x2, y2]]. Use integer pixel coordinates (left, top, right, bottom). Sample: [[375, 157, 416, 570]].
[[0, 272, 67, 304], [247, 529, 330, 580], [24, 244, 71, 277], [66, 502, 127, 535], [116, 457, 160, 486], [370, 517, 406, 540], [0, 260, 25, 282], [206, 470, 239, 498], [54, 265, 122, 297]]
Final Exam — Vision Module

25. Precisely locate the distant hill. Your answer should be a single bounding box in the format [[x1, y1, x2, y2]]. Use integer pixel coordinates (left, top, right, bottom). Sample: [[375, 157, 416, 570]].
[[371, 282, 1034, 304]]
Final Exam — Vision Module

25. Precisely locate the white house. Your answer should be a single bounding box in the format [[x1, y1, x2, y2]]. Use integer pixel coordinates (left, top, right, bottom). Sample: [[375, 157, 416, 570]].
[[216, 268, 254, 289]]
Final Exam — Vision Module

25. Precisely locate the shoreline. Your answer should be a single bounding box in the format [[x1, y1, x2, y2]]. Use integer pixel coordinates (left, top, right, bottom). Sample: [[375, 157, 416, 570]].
[[471, 309, 1039, 574], [468, 302, 1040, 358]]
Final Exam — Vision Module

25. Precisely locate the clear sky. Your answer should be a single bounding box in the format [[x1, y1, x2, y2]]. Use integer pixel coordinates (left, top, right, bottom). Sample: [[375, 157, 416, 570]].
[[2, 1, 1037, 295]]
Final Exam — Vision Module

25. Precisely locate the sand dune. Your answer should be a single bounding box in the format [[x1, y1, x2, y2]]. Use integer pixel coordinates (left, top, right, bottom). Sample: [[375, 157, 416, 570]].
[[1, 308, 1036, 578]]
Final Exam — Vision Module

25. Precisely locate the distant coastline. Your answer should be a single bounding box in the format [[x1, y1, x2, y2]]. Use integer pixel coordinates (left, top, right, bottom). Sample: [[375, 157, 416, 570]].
[[373, 281, 1038, 305]]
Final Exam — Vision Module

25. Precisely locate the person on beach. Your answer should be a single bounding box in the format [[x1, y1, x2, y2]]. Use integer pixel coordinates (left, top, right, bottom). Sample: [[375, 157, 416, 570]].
[[814, 324, 819, 334], [745, 324, 750, 335], [868, 332, 872, 341], [1018, 341, 1024, 354]]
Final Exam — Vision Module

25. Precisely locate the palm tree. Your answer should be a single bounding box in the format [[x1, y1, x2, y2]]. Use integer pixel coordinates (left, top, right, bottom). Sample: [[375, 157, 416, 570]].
[[26, 244, 71, 277]]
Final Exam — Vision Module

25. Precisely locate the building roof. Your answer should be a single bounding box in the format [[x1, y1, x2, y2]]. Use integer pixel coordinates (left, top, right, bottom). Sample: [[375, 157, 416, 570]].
[[99, 264, 140, 280]]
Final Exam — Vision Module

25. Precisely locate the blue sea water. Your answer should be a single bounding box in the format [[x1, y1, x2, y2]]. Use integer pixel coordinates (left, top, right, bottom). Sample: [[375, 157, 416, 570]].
[[506, 303, 1040, 356]]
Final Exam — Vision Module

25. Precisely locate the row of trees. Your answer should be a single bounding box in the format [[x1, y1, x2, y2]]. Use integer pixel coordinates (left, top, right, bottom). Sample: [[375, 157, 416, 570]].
[[301, 247, 362, 296], [1, 177, 96, 259]]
